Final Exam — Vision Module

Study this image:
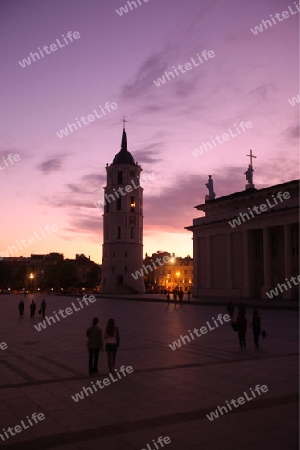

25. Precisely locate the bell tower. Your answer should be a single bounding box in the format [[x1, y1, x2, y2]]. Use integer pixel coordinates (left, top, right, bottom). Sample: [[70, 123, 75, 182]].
[[100, 123, 145, 294]]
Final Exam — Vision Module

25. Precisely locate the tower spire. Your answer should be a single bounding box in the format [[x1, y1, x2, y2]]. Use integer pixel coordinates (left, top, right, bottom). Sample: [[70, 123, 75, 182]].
[[121, 116, 127, 152]]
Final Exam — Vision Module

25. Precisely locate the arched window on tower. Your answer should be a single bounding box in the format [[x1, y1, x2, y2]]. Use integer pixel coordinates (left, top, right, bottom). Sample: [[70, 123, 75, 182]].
[[105, 202, 110, 213], [130, 196, 136, 212], [117, 171, 123, 184], [130, 226, 135, 239], [117, 197, 122, 211], [117, 226, 121, 240]]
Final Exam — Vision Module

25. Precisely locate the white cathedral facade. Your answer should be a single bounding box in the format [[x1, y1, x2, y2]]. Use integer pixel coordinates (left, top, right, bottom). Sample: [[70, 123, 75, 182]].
[[100, 126, 145, 294]]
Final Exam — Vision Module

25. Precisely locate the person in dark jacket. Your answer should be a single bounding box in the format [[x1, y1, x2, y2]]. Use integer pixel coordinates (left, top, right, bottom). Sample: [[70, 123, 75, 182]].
[[40, 299, 46, 318], [236, 312, 247, 348], [30, 300, 36, 318], [18, 300, 25, 318], [86, 317, 103, 376], [251, 308, 261, 349]]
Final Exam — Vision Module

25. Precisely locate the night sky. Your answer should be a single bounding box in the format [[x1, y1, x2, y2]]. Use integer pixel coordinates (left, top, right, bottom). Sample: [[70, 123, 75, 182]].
[[0, 0, 298, 263]]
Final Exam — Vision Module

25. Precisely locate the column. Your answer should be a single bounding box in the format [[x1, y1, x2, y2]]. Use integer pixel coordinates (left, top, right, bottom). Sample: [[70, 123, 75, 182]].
[[205, 236, 212, 289], [262, 227, 272, 297], [192, 237, 198, 296], [225, 234, 232, 289], [283, 224, 292, 299], [283, 224, 292, 279], [242, 231, 250, 296]]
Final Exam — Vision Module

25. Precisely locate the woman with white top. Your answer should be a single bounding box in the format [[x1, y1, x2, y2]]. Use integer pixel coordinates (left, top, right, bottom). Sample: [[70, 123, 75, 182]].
[[104, 318, 120, 373]]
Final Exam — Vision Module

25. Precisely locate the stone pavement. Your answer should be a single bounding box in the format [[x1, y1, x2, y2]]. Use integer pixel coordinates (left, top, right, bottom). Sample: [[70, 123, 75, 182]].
[[0, 294, 298, 449]]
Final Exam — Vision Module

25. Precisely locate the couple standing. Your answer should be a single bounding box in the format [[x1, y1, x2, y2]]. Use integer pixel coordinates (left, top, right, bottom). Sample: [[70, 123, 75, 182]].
[[86, 317, 120, 375]]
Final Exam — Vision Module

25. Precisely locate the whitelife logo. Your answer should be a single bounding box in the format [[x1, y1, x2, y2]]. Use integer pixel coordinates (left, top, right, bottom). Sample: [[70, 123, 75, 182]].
[[55, 101, 118, 139], [18, 31, 81, 68], [71, 366, 134, 402], [191, 121, 253, 157], [250, 3, 300, 35], [206, 385, 269, 421], [116, 0, 149, 16], [266, 275, 300, 299], [153, 50, 215, 87], [169, 314, 231, 351], [0, 153, 21, 171], [228, 191, 290, 228], [0, 224, 58, 258], [34, 295, 96, 332], [0, 412, 45, 444], [288, 92, 300, 106]]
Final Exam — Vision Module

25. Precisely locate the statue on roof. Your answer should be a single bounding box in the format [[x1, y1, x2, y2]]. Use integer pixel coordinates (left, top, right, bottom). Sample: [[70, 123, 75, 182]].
[[205, 175, 216, 200], [245, 149, 257, 189], [244, 164, 254, 185]]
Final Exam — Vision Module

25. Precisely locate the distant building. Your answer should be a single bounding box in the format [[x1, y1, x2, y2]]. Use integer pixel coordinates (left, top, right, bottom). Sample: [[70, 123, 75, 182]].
[[0, 253, 100, 291], [100, 124, 145, 294], [186, 179, 299, 300], [143, 251, 193, 292]]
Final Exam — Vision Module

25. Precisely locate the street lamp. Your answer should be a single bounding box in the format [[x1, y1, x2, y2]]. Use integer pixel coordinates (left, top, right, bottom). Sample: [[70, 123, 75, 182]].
[[29, 273, 34, 292]]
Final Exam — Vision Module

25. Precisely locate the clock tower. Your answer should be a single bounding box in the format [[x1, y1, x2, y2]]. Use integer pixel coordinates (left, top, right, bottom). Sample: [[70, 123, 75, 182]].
[[100, 124, 145, 294]]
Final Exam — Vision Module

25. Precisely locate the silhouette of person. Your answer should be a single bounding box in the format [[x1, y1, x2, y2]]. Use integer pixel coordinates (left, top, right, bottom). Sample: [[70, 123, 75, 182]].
[[251, 308, 261, 349], [40, 299, 46, 318], [30, 300, 36, 318], [187, 290, 191, 301], [104, 318, 120, 373], [86, 317, 103, 376], [236, 312, 247, 349], [18, 300, 24, 318], [179, 288, 184, 301]]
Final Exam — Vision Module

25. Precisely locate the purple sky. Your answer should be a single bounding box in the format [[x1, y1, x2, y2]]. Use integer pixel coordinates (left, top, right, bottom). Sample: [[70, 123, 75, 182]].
[[0, 0, 299, 263]]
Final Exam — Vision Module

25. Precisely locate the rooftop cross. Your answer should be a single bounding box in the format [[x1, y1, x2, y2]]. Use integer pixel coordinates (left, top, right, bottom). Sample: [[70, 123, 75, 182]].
[[123, 116, 127, 130], [246, 149, 257, 167]]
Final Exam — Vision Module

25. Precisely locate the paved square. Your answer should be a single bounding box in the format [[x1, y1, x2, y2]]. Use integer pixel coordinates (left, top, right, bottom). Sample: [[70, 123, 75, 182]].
[[0, 295, 298, 449]]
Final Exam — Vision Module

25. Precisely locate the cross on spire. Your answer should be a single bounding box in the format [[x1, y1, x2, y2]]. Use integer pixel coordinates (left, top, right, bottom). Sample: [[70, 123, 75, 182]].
[[123, 116, 127, 130], [246, 149, 257, 167]]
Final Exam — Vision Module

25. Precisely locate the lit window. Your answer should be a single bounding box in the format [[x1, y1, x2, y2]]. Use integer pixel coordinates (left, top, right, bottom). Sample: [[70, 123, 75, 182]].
[[130, 196, 136, 212]]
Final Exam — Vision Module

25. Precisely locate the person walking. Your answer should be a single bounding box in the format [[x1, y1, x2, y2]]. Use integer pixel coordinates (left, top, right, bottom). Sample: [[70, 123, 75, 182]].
[[179, 288, 184, 302], [187, 290, 191, 301], [238, 303, 246, 316], [40, 299, 46, 318], [104, 318, 120, 373], [18, 300, 25, 318], [30, 300, 36, 318], [251, 308, 261, 349], [86, 317, 103, 376], [236, 311, 247, 349]]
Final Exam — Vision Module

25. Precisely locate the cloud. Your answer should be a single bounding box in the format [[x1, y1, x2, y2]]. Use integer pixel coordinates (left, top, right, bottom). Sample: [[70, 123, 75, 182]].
[[285, 123, 299, 141], [132, 143, 164, 165], [36, 157, 63, 174]]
